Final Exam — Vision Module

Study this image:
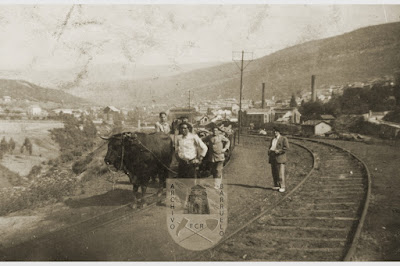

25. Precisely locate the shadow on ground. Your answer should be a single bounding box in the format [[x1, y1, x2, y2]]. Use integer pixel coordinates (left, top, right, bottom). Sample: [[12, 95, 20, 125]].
[[228, 183, 274, 190], [64, 189, 135, 208], [112, 179, 163, 188]]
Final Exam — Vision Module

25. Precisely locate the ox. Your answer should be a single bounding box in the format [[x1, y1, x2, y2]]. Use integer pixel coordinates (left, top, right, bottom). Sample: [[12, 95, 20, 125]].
[[101, 132, 174, 208]]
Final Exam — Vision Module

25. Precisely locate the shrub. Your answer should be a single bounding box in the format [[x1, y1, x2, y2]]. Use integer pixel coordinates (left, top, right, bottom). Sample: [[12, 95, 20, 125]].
[[0, 169, 79, 215], [60, 151, 74, 163], [72, 153, 94, 175], [72, 150, 82, 157], [383, 107, 400, 123], [27, 165, 42, 179]]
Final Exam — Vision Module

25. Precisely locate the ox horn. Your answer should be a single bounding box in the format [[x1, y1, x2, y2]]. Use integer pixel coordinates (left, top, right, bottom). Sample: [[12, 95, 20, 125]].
[[100, 135, 110, 140]]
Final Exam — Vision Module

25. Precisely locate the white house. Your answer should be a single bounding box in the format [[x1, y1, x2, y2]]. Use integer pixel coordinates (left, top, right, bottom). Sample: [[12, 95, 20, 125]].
[[216, 109, 232, 117], [274, 107, 302, 124], [195, 115, 211, 125], [301, 120, 332, 136], [53, 108, 73, 115], [28, 105, 42, 116], [3, 96, 11, 102], [231, 104, 240, 114]]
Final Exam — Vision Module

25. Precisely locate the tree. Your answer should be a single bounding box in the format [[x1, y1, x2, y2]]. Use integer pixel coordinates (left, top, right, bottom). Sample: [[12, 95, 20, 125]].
[[368, 83, 395, 111], [383, 107, 400, 123], [83, 119, 97, 139], [20, 137, 32, 155], [299, 100, 324, 121], [289, 94, 298, 107], [8, 138, 16, 154], [0, 137, 8, 152], [340, 87, 370, 114], [324, 95, 341, 116], [49, 114, 98, 159]]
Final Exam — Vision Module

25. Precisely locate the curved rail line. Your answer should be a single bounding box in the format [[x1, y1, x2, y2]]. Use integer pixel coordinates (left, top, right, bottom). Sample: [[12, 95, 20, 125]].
[[0, 135, 370, 262], [193, 135, 370, 261], [292, 137, 372, 261]]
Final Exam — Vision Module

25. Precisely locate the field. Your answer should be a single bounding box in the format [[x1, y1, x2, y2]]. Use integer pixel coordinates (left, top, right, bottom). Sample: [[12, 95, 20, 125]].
[[0, 120, 63, 185]]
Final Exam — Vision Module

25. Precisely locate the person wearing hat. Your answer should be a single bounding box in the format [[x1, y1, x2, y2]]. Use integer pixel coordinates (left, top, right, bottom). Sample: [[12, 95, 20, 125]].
[[203, 126, 230, 189], [268, 127, 289, 192]]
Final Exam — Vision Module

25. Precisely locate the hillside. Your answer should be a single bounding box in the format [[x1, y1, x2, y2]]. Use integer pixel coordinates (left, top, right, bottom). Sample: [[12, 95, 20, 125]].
[[80, 21, 400, 107], [0, 79, 89, 106]]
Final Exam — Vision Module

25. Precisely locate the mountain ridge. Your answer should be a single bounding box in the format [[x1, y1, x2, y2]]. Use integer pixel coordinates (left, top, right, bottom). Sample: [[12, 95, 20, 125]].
[[78, 21, 400, 107], [0, 79, 89, 107]]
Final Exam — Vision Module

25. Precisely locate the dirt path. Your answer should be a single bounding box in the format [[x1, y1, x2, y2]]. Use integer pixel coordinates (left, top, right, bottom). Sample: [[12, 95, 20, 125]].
[[1, 139, 312, 261], [6, 138, 395, 261]]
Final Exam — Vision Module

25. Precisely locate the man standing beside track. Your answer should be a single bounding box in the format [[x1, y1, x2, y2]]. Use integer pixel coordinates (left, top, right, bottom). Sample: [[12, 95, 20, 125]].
[[268, 127, 289, 193], [204, 126, 230, 189], [175, 122, 208, 178]]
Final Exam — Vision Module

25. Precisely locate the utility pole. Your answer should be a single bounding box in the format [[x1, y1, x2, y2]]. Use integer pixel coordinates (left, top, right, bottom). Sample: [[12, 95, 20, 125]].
[[188, 90, 193, 124], [188, 90, 191, 109], [261, 82, 265, 109], [232, 50, 253, 144]]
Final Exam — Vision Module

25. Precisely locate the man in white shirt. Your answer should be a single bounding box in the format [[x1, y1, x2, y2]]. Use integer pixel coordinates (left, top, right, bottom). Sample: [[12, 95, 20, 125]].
[[175, 122, 208, 178], [155, 112, 171, 134], [268, 127, 289, 192]]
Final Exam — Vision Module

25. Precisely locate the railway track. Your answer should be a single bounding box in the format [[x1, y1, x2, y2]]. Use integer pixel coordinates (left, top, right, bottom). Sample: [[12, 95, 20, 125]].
[[0, 135, 370, 261], [194, 135, 370, 261]]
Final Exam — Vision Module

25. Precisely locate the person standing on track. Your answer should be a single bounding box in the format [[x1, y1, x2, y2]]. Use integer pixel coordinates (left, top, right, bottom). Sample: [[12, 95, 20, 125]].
[[155, 112, 171, 134], [175, 122, 208, 178], [203, 126, 230, 189], [268, 127, 289, 192]]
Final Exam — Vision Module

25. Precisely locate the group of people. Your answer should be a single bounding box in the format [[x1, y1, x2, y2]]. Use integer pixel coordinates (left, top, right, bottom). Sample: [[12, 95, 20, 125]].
[[154, 112, 289, 193], [155, 112, 230, 189]]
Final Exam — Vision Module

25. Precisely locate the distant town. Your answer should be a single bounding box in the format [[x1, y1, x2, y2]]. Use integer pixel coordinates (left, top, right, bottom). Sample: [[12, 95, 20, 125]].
[[1, 76, 399, 140]]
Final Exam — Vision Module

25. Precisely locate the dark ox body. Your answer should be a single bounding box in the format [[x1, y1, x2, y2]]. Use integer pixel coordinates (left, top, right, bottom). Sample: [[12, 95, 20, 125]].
[[103, 132, 174, 208]]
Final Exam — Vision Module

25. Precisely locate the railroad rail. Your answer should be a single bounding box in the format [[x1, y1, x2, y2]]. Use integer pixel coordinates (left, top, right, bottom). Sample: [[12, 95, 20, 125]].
[[0, 135, 370, 261], [193, 135, 370, 261]]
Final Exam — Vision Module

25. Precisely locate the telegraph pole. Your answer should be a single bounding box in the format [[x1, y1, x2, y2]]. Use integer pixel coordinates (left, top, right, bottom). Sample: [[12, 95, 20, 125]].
[[233, 50, 253, 144], [188, 90, 191, 109], [188, 90, 193, 124]]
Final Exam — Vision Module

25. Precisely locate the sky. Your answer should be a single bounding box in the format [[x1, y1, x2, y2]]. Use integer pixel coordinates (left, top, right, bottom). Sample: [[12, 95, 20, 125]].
[[0, 3, 400, 85]]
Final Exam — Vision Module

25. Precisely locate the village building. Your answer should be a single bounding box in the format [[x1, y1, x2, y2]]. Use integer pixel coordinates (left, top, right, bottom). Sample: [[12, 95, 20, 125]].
[[231, 103, 240, 114], [2, 96, 11, 102], [320, 114, 336, 122], [215, 108, 232, 118], [168, 107, 197, 123], [28, 105, 42, 117], [103, 106, 121, 123], [197, 105, 209, 114], [301, 120, 332, 136], [195, 115, 211, 126], [363, 110, 390, 122], [243, 108, 274, 128], [53, 108, 73, 115], [274, 107, 302, 124]]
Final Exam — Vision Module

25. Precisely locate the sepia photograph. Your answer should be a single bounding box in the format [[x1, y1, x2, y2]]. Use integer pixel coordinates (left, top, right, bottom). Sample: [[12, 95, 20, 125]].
[[0, 0, 399, 261]]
